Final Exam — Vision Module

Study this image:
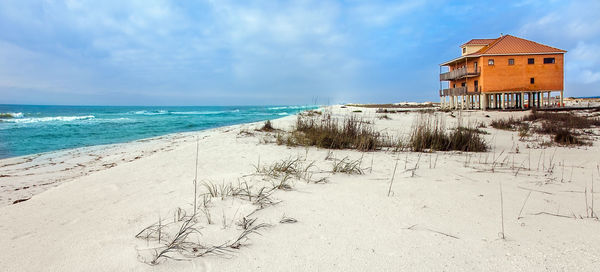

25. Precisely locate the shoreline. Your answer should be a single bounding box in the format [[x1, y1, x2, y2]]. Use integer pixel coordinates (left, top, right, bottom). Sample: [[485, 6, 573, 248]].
[[0, 104, 318, 160], [0, 114, 300, 207]]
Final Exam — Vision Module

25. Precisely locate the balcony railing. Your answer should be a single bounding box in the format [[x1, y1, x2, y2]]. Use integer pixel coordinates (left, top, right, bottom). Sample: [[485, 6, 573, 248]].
[[439, 86, 482, 97], [440, 66, 480, 81]]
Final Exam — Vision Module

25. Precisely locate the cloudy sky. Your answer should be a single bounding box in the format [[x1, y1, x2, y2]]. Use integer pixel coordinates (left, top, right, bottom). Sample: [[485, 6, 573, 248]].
[[1, 0, 598, 105]]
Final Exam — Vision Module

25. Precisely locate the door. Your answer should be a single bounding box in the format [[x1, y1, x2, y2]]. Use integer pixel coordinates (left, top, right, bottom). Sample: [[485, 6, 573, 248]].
[[474, 62, 478, 73]]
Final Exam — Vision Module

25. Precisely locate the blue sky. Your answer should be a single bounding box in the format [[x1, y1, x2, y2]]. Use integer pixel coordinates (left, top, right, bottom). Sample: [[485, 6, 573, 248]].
[[0, 0, 598, 106]]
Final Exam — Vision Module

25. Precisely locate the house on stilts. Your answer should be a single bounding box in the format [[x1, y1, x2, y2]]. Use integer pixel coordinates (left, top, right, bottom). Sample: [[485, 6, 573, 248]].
[[439, 35, 566, 110]]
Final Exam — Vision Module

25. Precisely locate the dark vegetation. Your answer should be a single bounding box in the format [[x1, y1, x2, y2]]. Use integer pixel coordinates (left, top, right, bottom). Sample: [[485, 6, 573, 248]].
[[257, 120, 275, 132], [277, 112, 488, 153], [277, 113, 388, 151], [408, 119, 488, 152], [491, 111, 600, 146]]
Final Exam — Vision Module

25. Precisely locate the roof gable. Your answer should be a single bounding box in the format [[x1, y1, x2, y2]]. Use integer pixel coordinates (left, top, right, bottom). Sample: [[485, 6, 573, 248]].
[[470, 35, 566, 55]]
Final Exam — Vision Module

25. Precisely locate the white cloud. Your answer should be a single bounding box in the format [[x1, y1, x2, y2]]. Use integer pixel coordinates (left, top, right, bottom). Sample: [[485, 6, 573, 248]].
[[518, 0, 600, 89], [350, 1, 425, 26]]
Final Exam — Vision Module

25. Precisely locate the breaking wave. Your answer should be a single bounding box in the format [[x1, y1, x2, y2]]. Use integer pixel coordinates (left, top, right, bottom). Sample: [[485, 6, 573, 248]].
[[0, 112, 24, 119], [1, 115, 95, 123]]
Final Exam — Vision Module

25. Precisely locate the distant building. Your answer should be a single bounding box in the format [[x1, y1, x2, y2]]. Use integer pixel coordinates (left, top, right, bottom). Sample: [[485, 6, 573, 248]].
[[439, 35, 566, 110]]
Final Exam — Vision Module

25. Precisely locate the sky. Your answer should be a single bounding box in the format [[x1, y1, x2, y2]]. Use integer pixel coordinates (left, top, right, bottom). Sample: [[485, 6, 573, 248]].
[[0, 0, 599, 106]]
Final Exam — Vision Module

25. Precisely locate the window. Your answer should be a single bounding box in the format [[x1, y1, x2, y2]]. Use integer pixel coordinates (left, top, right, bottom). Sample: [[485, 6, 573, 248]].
[[462, 47, 466, 54], [488, 59, 494, 65], [530, 77, 535, 84], [508, 59, 514, 65], [544, 57, 555, 64], [528, 58, 535, 64]]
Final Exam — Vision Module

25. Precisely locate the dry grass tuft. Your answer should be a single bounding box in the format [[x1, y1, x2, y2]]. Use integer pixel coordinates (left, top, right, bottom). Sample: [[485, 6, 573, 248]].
[[257, 120, 276, 132], [331, 156, 364, 175], [378, 114, 391, 120], [408, 117, 488, 152], [491, 111, 598, 146], [278, 113, 390, 151], [490, 117, 522, 130]]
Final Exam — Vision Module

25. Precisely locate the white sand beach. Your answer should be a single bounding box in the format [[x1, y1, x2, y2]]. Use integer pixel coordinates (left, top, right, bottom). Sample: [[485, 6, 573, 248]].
[[1, 106, 600, 271]]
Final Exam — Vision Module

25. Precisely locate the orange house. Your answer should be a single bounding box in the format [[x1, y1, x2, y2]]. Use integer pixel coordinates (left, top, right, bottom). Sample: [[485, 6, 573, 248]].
[[439, 35, 566, 110]]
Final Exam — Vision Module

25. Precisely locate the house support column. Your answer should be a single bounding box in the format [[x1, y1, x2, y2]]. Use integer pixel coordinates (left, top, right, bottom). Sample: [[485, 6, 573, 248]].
[[453, 96, 457, 110], [560, 91, 564, 107], [481, 94, 487, 110], [520, 93, 524, 109], [542, 92, 546, 107], [501, 93, 506, 110]]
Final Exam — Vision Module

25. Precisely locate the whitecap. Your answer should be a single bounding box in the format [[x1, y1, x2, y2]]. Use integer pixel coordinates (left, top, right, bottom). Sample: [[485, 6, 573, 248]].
[[131, 110, 168, 115], [267, 105, 315, 110], [170, 111, 226, 115], [2, 115, 95, 123], [0, 112, 24, 118]]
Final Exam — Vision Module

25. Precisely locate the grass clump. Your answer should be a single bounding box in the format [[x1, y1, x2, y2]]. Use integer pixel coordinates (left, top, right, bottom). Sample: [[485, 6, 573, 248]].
[[490, 117, 522, 130], [280, 113, 388, 151], [331, 157, 364, 175], [408, 117, 488, 152], [523, 111, 600, 128], [553, 128, 585, 145], [257, 120, 276, 132], [491, 111, 598, 146]]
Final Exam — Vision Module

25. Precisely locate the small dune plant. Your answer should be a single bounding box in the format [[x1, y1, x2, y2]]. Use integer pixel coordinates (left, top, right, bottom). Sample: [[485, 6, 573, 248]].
[[258, 120, 276, 132], [408, 116, 488, 152], [491, 111, 598, 146], [278, 113, 391, 151]]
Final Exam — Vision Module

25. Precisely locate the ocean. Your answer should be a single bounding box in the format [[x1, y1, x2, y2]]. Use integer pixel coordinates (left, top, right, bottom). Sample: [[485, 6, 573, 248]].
[[0, 105, 317, 159]]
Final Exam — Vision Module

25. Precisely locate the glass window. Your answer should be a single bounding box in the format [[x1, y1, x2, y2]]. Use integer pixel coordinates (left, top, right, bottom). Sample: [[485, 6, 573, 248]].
[[463, 48, 466, 53], [488, 59, 494, 65], [544, 57, 555, 64], [508, 59, 514, 65], [528, 58, 534, 64], [530, 77, 535, 84]]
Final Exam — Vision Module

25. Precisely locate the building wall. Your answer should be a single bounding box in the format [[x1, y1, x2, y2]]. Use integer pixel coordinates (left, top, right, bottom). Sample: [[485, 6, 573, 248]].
[[479, 54, 564, 93], [448, 58, 480, 72], [448, 58, 481, 93]]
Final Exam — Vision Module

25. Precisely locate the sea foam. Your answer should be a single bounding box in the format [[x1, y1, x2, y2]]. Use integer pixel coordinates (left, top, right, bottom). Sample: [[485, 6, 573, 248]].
[[0, 112, 24, 118], [2, 115, 95, 123]]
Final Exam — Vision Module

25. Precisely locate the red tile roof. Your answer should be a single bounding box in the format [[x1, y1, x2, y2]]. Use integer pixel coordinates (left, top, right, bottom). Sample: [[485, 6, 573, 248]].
[[441, 35, 566, 66], [467, 35, 566, 55], [461, 39, 496, 46]]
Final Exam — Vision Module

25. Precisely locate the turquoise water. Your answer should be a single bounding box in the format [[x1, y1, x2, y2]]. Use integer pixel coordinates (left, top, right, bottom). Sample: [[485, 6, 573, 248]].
[[0, 105, 317, 159]]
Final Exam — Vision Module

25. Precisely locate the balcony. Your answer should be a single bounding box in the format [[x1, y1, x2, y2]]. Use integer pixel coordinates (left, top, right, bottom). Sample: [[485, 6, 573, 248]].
[[440, 66, 480, 81], [439, 86, 481, 97]]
